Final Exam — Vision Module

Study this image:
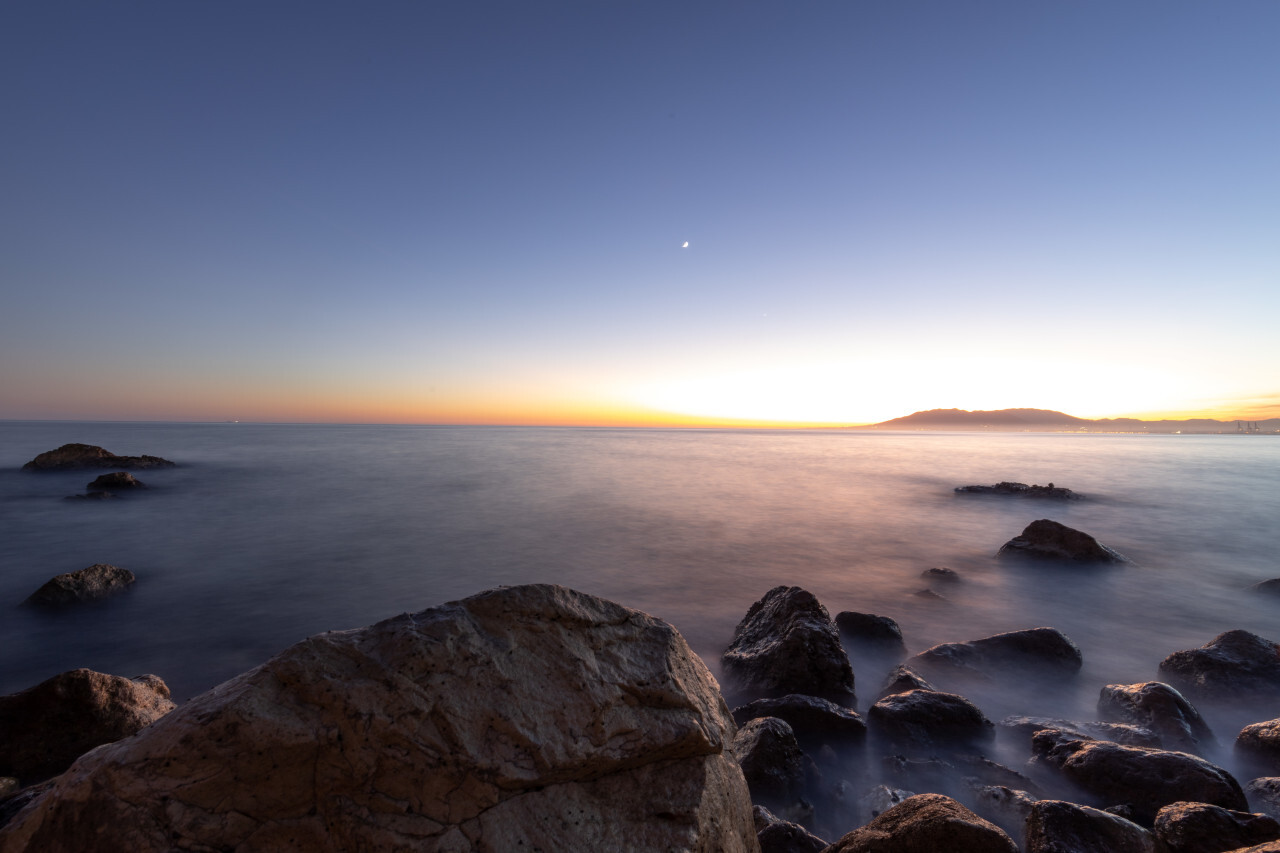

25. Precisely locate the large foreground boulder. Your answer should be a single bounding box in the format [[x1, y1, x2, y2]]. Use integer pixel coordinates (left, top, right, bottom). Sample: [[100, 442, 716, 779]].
[[0, 669, 174, 785], [823, 793, 1017, 853], [22, 564, 135, 607], [997, 519, 1128, 562], [1098, 681, 1215, 754], [722, 586, 855, 707], [20, 444, 175, 471], [0, 585, 757, 853], [1159, 631, 1280, 704]]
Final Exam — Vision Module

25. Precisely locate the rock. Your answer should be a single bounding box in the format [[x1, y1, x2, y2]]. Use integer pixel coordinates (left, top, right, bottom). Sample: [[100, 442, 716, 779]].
[[967, 784, 1038, 838], [732, 695, 866, 750], [1238, 720, 1280, 774], [1000, 715, 1161, 748], [823, 793, 1018, 853], [1249, 579, 1280, 596], [1025, 799, 1155, 853], [997, 519, 1128, 562], [722, 586, 856, 707], [0, 585, 757, 853], [1030, 730, 1247, 824], [86, 472, 147, 490], [1153, 801, 1280, 853], [1159, 631, 1280, 703], [0, 669, 174, 785], [1221, 842, 1280, 852], [22, 563, 136, 607], [1248, 778, 1280, 820], [1097, 682, 1215, 754], [911, 588, 946, 600], [867, 689, 994, 753], [0, 782, 52, 833], [907, 627, 1083, 682], [859, 784, 914, 821], [877, 665, 936, 700], [920, 567, 961, 583], [956, 481, 1081, 499], [732, 717, 819, 808], [834, 611, 906, 657], [21, 443, 175, 471], [753, 805, 828, 853]]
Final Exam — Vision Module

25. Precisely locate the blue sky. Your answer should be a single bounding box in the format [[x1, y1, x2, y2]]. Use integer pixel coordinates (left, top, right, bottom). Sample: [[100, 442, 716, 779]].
[[3, 1, 1277, 424]]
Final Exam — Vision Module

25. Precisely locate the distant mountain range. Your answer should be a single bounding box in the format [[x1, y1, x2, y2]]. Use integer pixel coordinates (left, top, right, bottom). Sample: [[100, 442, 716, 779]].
[[856, 408, 1280, 433]]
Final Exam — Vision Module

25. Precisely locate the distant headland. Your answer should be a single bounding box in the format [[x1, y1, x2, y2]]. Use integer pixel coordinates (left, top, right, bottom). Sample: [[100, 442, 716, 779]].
[[851, 408, 1280, 434]]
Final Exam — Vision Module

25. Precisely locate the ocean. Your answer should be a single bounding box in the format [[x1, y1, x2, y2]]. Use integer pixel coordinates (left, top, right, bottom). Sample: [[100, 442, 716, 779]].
[[2, 421, 1278, 775]]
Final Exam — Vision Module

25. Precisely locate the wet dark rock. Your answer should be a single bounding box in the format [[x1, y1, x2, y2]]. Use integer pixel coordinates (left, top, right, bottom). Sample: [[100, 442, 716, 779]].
[[86, 472, 147, 490], [1238, 720, 1280, 775], [1000, 715, 1161, 749], [21, 443, 176, 471], [907, 627, 1083, 682], [834, 611, 906, 657], [858, 784, 914, 822], [23, 563, 136, 607], [1030, 730, 1247, 824], [0, 780, 53, 832], [1249, 579, 1280, 596], [0, 669, 174, 785], [957, 481, 1082, 499], [1153, 801, 1280, 853], [732, 717, 819, 811], [1248, 778, 1280, 820], [997, 519, 1129, 562], [920, 567, 961, 583], [732, 695, 866, 750], [1098, 681, 1216, 754], [1025, 799, 1156, 853], [867, 689, 994, 753], [877, 665, 936, 700], [823, 793, 1018, 853], [967, 784, 1038, 839], [1159, 631, 1280, 703], [753, 805, 828, 853], [722, 586, 855, 707]]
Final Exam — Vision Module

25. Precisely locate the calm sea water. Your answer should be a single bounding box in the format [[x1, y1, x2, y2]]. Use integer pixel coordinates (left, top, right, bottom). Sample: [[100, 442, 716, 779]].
[[3, 422, 1278, 766]]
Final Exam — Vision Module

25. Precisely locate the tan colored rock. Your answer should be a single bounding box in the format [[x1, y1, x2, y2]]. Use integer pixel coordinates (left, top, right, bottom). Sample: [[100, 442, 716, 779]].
[[0, 584, 758, 853], [823, 793, 1017, 852]]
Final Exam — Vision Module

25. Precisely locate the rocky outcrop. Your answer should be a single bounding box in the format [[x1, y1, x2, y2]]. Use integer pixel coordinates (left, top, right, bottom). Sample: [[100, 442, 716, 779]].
[[1097, 682, 1215, 754], [22, 564, 135, 606], [1159, 631, 1280, 703], [997, 519, 1128, 562], [877, 665, 936, 700], [823, 793, 1018, 853], [86, 472, 147, 490], [957, 482, 1081, 500], [834, 611, 906, 657], [867, 689, 994, 753], [1000, 715, 1161, 748], [1152, 801, 1280, 853], [1238, 720, 1280, 774], [0, 669, 174, 785], [722, 586, 855, 707], [0, 585, 757, 853], [1025, 799, 1155, 853], [732, 695, 866, 750], [907, 627, 1083, 682], [21, 444, 175, 471], [753, 805, 827, 853], [1030, 730, 1247, 824]]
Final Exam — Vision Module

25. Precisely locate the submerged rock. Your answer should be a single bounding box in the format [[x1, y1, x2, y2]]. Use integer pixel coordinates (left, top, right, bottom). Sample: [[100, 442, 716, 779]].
[[1098, 681, 1215, 754], [824, 793, 1018, 853], [877, 665, 936, 700], [957, 481, 1082, 500], [21, 443, 175, 471], [908, 627, 1083, 682], [921, 567, 961, 583], [0, 584, 757, 853], [1000, 715, 1161, 749], [86, 472, 147, 491], [732, 717, 818, 812], [23, 563, 136, 607], [1249, 579, 1280, 596], [722, 586, 855, 707], [835, 611, 906, 658], [1025, 799, 1155, 853], [1248, 778, 1280, 820], [0, 669, 174, 785], [997, 519, 1129, 562], [1238, 720, 1280, 775], [867, 689, 994, 753], [731, 694, 866, 750], [1159, 630, 1280, 703], [1152, 801, 1280, 853]]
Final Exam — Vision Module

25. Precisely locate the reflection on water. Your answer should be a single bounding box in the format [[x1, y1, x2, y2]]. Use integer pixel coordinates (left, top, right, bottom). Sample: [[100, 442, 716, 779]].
[[2, 423, 1278, 781]]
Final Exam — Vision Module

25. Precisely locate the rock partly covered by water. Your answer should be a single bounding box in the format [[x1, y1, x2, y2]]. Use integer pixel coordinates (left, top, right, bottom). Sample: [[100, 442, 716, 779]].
[[997, 519, 1129, 562], [1000, 715, 1161, 749], [0, 669, 174, 785], [835, 611, 906, 658], [877, 665, 936, 700], [1249, 579, 1280, 596], [1097, 681, 1216, 754], [867, 689, 994, 753], [1030, 730, 1247, 824], [907, 627, 1083, 682], [22, 564, 135, 607], [1249, 779, 1280, 821], [1159, 630, 1280, 703], [1238, 720, 1280, 775], [86, 472, 147, 491], [722, 586, 855, 707], [823, 793, 1018, 853], [20, 444, 176, 471], [732, 717, 818, 811], [0, 585, 757, 853], [753, 805, 827, 853], [1152, 801, 1280, 853], [956, 481, 1082, 500], [731, 694, 866, 750]]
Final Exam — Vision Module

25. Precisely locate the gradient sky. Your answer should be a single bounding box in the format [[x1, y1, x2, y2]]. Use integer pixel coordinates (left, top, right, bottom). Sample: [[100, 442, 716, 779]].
[[3, 1, 1277, 426]]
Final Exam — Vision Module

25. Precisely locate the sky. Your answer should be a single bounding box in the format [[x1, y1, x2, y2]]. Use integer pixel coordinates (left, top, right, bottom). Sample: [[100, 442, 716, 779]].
[[2, 1, 1278, 427]]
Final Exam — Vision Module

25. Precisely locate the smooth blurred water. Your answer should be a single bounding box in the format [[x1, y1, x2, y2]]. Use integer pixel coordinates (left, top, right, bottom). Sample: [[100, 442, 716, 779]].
[[2, 422, 1278, 741]]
